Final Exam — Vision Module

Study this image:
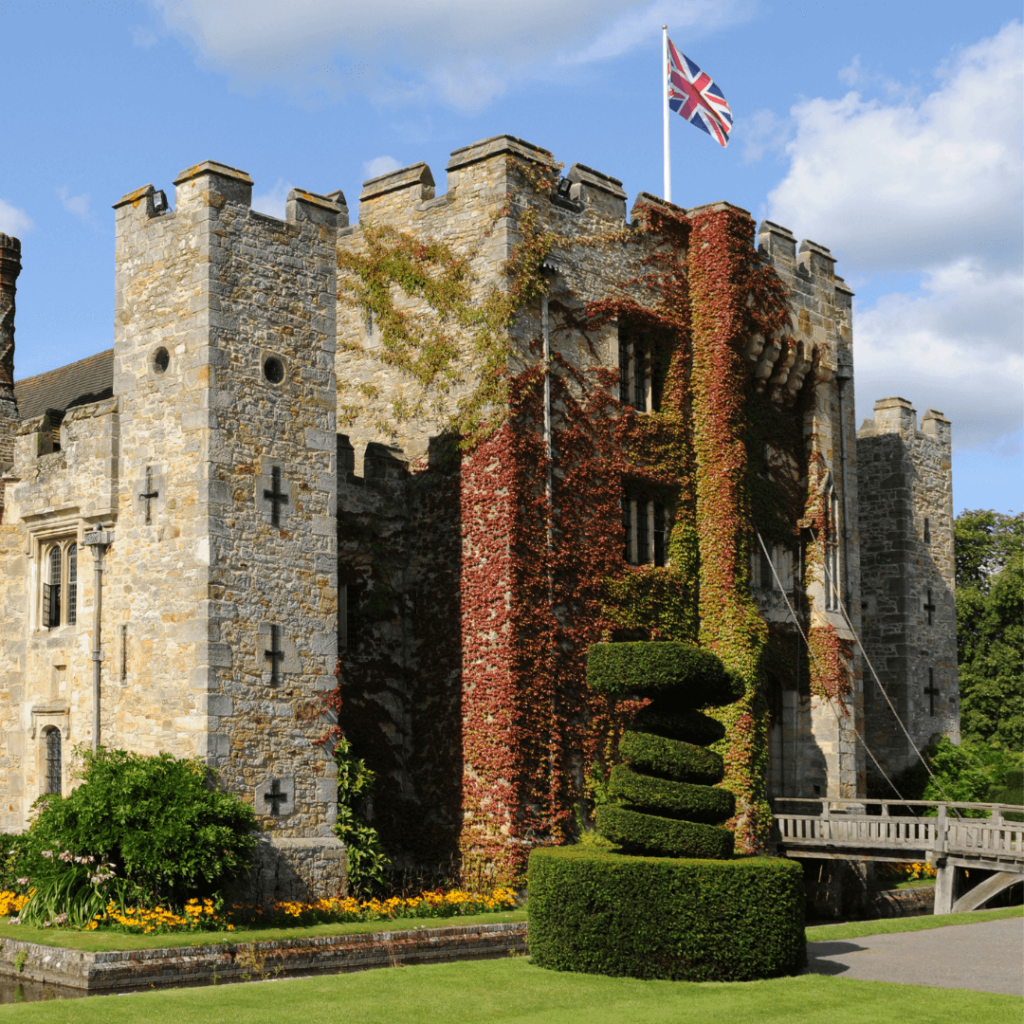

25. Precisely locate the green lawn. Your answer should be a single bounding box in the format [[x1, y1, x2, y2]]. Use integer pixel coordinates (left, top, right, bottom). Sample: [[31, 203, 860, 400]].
[[0, 910, 528, 953], [805, 904, 1022, 942], [2, 958, 1020, 1023]]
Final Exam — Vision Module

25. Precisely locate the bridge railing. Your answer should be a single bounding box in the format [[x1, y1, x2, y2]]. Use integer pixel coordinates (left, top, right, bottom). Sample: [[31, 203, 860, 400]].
[[772, 797, 1024, 860]]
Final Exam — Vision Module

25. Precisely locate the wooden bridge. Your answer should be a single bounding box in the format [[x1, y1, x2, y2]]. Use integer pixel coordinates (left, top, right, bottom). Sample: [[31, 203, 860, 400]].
[[772, 797, 1024, 915]]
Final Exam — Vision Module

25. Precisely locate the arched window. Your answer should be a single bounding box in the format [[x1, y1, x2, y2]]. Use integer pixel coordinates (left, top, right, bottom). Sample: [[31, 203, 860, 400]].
[[44, 728, 62, 796], [39, 540, 78, 630], [45, 547, 62, 628]]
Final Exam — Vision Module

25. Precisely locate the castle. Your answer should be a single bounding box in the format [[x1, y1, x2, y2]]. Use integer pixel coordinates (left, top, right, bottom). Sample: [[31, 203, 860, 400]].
[[0, 135, 959, 892]]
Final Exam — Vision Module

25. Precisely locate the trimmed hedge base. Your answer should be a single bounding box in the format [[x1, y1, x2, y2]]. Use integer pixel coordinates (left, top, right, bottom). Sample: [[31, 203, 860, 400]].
[[596, 805, 734, 860], [528, 846, 806, 982]]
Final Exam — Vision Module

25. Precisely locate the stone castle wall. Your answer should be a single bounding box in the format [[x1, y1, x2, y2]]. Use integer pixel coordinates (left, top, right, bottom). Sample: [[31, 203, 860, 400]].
[[0, 164, 348, 896], [757, 222, 865, 800], [857, 398, 958, 784]]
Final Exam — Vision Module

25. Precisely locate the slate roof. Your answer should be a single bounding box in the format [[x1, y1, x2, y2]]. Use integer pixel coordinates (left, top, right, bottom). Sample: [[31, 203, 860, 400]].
[[13, 349, 114, 421]]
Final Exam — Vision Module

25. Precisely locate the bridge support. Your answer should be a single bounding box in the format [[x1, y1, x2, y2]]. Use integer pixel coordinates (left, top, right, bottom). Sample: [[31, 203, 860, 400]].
[[933, 858, 955, 915]]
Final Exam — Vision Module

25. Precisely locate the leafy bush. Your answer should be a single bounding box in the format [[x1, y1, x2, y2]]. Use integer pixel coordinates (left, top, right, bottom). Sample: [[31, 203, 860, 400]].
[[528, 846, 805, 981], [586, 642, 742, 706], [18, 748, 257, 908], [617, 730, 724, 785], [607, 766, 735, 823], [884, 736, 1023, 816], [596, 806, 734, 859], [333, 736, 389, 894]]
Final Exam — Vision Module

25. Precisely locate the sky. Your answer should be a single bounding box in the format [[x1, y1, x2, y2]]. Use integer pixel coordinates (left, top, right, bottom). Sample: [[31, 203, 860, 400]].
[[0, 0, 1021, 515]]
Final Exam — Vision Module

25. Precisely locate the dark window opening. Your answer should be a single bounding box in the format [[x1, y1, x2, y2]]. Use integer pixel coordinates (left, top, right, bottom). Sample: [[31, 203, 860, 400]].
[[622, 499, 633, 564], [45, 728, 62, 796], [263, 356, 285, 384], [46, 547, 62, 629], [153, 347, 170, 373], [923, 517, 931, 543], [653, 502, 666, 567], [618, 335, 630, 405]]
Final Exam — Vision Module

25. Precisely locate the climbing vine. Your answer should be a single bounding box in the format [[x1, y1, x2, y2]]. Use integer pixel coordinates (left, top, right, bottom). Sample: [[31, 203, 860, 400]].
[[328, 148, 839, 878]]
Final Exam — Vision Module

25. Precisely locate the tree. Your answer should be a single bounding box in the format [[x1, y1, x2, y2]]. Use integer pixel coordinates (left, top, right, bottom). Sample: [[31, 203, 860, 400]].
[[954, 510, 1023, 751]]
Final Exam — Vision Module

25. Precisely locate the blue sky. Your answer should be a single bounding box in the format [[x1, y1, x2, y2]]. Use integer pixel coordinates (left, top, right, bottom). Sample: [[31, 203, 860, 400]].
[[1, 0, 1021, 514]]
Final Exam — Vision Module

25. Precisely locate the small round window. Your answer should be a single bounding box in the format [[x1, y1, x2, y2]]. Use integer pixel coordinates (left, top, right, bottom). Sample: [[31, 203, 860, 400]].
[[153, 347, 170, 374], [263, 356, 285, 384]]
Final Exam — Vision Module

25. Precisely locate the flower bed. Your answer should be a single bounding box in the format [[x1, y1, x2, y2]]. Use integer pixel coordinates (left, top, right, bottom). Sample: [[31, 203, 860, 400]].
[[0, 888, 518, 936]]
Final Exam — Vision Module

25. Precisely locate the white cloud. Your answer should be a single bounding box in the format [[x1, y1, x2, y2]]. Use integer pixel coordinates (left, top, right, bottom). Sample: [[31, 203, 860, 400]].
[[0, 199, 33, 237], [152, 0, 751, 109], [765, 22, 1024, 451], [133, 26, 158, 48], [362, 156, 402, 182], [251, 178, 293, 220], [768, 21, 1023, 275], [56, 186, 91, 223], [741, 109, 790, 165], [854, 259, 1024, 449]]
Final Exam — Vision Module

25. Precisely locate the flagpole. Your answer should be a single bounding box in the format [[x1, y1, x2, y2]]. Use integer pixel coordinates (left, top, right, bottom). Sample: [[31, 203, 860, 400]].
[[662, 25, 670, 203]]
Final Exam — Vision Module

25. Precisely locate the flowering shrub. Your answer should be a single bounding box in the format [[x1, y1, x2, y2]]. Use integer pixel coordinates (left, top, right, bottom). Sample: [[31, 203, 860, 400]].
[[2, 887, 518, 935], [875, 861, 937, 887]]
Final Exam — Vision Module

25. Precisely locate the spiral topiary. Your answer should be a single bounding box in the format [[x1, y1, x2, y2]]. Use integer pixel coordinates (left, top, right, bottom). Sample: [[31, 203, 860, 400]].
[[587, 641, 744, 860]]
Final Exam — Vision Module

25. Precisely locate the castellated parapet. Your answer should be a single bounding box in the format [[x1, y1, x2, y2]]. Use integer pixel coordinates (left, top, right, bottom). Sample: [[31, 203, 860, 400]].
[[857, 398, 958, 783], [0, 162, 347, 899], [0, 133, 958, 882]]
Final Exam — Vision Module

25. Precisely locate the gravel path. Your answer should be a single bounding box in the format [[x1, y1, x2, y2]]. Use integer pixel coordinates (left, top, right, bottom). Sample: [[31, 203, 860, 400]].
[[805, 917, 1024, 996]]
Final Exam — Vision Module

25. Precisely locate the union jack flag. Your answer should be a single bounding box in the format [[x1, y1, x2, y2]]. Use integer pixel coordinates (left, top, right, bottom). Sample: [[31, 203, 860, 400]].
[[667, 39, 733, 148]]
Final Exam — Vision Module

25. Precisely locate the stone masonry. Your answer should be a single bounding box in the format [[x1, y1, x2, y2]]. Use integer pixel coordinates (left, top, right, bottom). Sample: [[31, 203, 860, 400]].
[[857, 397, 959, 784], [0, 134, 958, 880], [0, 164, 347, 899]]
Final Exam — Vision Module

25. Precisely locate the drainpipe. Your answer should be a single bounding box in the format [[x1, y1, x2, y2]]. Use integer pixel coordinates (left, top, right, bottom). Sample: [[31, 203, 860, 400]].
[[83, 529, 113, 752]]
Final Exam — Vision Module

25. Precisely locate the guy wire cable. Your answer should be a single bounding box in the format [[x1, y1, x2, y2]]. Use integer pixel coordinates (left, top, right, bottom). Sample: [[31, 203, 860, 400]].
[[755, 529, 906, 802], [807, 527, 963, 817]]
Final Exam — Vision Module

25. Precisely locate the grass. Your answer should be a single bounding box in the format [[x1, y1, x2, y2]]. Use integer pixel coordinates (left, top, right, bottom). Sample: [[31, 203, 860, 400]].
[[0, 958, 1020, 1023], [0, 909, 528, 953], [806, 904, 1022, 941]]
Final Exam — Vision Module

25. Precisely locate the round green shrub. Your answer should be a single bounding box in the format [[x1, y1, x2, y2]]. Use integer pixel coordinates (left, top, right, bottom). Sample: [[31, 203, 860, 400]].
[[586, 642, 743, 707], [618, 729, 724, 785], [528, 846, 806, 981], [20, 748, 258, 907], [630, 706, 726, 746], [608, 765, 735, 824], [596, 805, 734, 860]]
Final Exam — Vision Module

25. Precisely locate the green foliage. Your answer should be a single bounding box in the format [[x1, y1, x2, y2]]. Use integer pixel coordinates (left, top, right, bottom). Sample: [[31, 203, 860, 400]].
[[17, 854, 131, 929], [886, 736, 1023, 815], [954, 511, 1023, 751], [607, 766, 735, 824], [20, 749, 257, 907], [586, 642, 740, 707], [617, 730, 724, 786], [527, 846, 805, 981], [333, 736, 389, 894], [596, 806, 734, 860], [602, 566, 697, 644]]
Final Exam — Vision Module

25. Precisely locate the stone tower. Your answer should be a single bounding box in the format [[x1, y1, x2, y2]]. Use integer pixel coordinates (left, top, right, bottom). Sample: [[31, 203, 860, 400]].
[[857, 397, 958, 785], [0, 164, 348, 898]]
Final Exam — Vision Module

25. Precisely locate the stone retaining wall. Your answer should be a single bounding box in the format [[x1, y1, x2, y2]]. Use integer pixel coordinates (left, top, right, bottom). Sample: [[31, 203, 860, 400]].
[[0, 920, 528, 992]]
